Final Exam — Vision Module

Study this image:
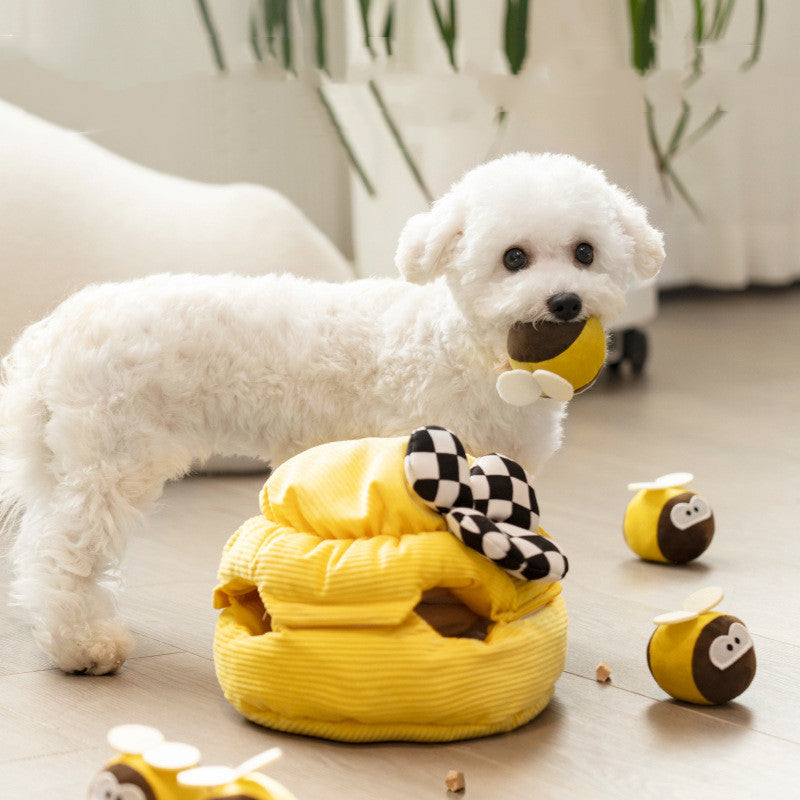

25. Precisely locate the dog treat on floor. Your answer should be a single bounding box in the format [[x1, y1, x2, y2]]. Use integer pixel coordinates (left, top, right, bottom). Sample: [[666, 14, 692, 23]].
[[624, 473, 715, 563], [213, 426, 570, 742], [445, 770, 466, 792], [595, 661, 613, 682], [648, 587, 756, 705]]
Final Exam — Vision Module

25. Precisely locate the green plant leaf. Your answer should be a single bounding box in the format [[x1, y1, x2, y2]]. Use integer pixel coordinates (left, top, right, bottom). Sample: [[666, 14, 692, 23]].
[[663, 161, 703, 218], [249, 5, 264, 63], [741, 0, 765, 70], [693, 0, 706, 42], [684, 105, 726, 148], [317, 87, 376, 197], [263, 0, 276, 60], [368, 79, 433, 202], [312, 0, 328, 73], [382, 2, 395, 57], [430, 0, 457, 70], [687, 0, 705, 83], [264, 0, 294, 73], [644, 97, 704, 218], [282, 1, 294, 73], [666, 99, 691, 158], [195, 0, 227, 73], [504, 0, 529, 75], [644, 97, 665, 170], [709, 0, 736, 40], [358, 0, 377, 59], [628, 0, 657, 75]]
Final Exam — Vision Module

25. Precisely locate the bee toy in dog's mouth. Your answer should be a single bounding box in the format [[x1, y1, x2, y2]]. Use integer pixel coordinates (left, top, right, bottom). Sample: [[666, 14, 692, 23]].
[[497, 317, 607, 405], [507, 317, 606, 394]]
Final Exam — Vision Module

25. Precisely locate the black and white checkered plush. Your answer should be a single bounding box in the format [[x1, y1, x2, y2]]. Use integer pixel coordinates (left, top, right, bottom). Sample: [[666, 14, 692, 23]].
[[404, 425, 472, 512], [404, 426, 567, 583], [446, 510, 568, 583], [470, 453, 540, 531]]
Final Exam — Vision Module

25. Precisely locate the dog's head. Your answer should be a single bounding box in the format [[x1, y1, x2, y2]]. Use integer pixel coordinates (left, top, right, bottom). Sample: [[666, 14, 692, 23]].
[[395, 152, 664, 356]]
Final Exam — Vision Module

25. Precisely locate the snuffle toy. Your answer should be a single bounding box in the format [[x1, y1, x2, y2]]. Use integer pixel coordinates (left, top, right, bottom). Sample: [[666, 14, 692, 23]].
[[624, 472, 715, 563], [648, 587, 756, 705], [88, 725, 295, 800], [496, 316, 606, 405], [213, 426, 569, 742]]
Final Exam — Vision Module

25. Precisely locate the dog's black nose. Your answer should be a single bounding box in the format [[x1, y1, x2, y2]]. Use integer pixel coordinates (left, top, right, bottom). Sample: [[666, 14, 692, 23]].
[[547, 292, 583, 322]]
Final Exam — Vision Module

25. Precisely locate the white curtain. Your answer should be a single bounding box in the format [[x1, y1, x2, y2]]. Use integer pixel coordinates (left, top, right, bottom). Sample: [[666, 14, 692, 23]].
[[344, 0, 800, 288], [2, 1, 799, 288], [636, 2, 800, 288]]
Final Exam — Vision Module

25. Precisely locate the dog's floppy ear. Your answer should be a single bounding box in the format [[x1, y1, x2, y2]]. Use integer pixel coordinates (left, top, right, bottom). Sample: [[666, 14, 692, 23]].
[[609, 185, 665, 280], [395, 195, 464, 284]]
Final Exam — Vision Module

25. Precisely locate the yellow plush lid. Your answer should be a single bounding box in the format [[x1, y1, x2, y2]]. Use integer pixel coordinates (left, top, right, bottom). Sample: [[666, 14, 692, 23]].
[[214, 436, 560, 629], [261, 436, 442, 539]]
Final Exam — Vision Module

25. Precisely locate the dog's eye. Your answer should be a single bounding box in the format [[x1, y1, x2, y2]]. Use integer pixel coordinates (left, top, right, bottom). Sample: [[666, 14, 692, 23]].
[[503, 247, 529, 272], [575, 243, 594, 265]]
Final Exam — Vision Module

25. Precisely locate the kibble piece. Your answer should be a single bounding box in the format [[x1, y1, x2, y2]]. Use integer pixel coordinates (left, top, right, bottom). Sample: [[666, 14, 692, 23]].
[[445, 770, 466, 792], [595, 661, 613, 682]]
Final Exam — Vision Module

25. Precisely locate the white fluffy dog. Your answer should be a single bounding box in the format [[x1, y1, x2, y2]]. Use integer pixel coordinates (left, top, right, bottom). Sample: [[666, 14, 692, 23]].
[[0, 153, 664, 674]]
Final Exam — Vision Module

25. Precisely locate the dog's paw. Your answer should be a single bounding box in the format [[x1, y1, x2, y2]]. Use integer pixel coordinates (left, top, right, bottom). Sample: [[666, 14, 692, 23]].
[[33, 617, 135, 675]]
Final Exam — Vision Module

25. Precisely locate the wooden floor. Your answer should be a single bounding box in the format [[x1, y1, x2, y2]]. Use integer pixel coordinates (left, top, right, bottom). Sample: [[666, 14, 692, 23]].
[[2, 288, 799, 798]]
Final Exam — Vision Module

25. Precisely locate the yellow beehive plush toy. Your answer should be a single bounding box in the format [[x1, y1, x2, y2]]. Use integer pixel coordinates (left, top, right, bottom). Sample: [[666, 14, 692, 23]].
[[88, 725, 295, 800], [213, 426, 569, 743], [648, 587, 756, 705]]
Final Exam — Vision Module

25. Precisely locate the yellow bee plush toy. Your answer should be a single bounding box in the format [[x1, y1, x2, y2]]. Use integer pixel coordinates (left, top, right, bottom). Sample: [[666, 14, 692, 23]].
[[213, 426, 569, 743], [496, 316, 606, 405], [624, 472, 714, 563], [648, 587, 756, 705], [88, 725, 296, 800]]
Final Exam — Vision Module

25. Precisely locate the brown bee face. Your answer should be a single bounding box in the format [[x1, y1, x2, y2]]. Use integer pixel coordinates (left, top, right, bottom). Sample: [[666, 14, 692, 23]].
[[657, 491, 714, 563], [507, 320, 585, 363], [692, 614, 757, 704], [88, 764, 156, 800]]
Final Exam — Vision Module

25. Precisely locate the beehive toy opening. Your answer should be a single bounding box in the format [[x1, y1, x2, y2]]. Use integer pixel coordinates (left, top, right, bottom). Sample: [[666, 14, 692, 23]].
[[413, 587, 492, 640]]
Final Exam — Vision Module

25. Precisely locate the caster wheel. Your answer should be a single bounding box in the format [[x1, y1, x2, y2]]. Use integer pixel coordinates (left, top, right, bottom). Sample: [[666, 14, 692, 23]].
[[605, 330, 623, 370], [623, 328, 648, 375], [606, 328, 649, 376]]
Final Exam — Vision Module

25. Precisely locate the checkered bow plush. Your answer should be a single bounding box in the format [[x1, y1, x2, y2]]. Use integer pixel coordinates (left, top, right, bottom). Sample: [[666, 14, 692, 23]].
[[404, 426, 568, 582]]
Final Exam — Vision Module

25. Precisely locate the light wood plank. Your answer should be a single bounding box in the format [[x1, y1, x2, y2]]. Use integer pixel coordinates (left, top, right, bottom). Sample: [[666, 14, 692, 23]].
[[2, 748, 108, 797], [1, 288, 799, 797], [122, 581, 218, 659]]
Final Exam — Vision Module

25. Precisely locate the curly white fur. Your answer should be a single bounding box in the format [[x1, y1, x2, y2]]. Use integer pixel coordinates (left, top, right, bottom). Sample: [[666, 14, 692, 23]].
[[0, 152, 663, 674]]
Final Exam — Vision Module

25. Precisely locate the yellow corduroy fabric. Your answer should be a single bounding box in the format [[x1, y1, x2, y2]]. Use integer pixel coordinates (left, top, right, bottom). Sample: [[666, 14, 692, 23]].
[[213, 436, 568, 743]]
